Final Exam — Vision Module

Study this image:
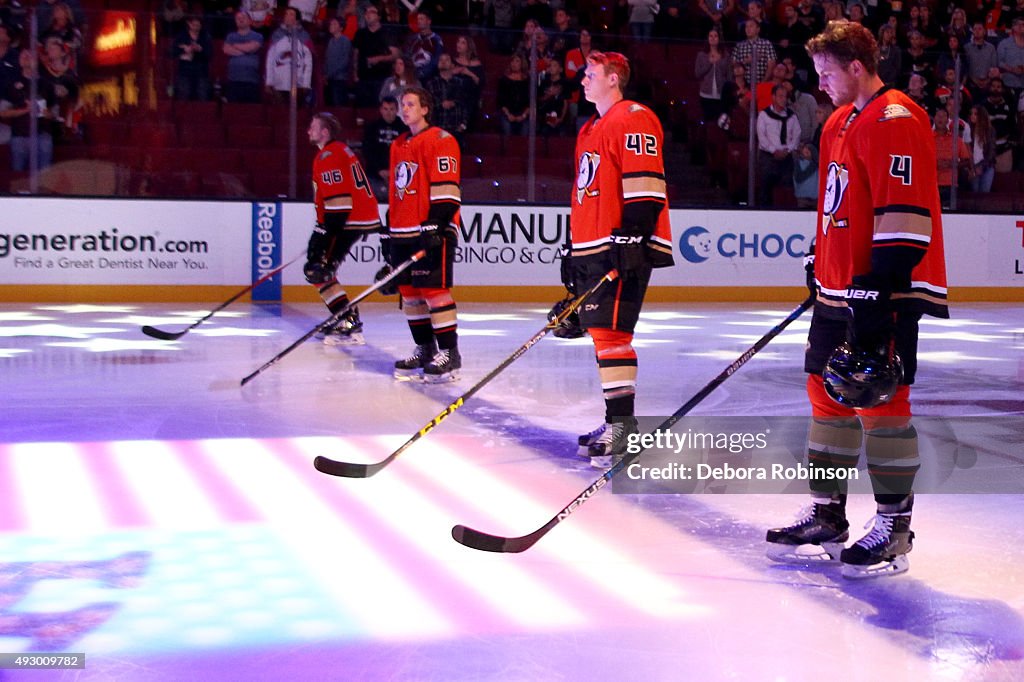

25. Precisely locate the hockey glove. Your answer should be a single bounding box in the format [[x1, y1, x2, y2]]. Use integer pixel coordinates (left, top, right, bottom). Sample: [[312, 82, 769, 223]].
[[379, 233, 394, 266], [307, 222, 331, 263], [844, 275, 894, 354], [609, 229, 647, 279], [419, 222, 443, 251], [558, 246, 576, 295], [374, 264, 399, 296], [804, 243, 816, 298]]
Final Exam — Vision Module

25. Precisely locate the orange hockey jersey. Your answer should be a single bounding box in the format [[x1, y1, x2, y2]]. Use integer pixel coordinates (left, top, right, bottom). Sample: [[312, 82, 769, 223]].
[[571, 99, 674, 266], [312, 141, 382, 231], [388, 126, 461, 240], [816, 88, 948, 318]]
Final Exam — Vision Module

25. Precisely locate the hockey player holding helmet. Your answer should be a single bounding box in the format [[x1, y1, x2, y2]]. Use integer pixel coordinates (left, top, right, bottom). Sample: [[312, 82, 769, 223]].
[[765, 21, 949, 579]]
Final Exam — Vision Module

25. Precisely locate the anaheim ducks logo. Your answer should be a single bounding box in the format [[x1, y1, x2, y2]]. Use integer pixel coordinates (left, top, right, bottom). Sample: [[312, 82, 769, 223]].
[[821, 161, 849, 234], [575, 151, 600, 205], [394, 161, 419, 200]]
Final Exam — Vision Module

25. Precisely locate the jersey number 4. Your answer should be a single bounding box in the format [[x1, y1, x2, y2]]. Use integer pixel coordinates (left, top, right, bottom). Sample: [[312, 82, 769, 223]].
[[625, 133, 657, 156], [889, 155, 912, 185]]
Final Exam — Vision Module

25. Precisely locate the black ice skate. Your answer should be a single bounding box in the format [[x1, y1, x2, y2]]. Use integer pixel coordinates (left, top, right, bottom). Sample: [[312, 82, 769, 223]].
[[840, 504, 914, 579], [577, 423, 606, 456], [323, 307, 364, 346], [394, 340, 437, 380], [765, 501, 850, 564], [423, 347, 462, 383], [587, 417, 638, 469]]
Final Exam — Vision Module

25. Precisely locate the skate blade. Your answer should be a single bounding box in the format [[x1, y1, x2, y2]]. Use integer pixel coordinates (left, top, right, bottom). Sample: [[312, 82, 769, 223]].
[[589, 455, 612, 469], [841, 554, 910, 579], [577, 444, 592, 457], [324, 332, 365, 346], [423, 370, 460, 384], [393, 369, 424, 382], [766, 541, 844, 564]]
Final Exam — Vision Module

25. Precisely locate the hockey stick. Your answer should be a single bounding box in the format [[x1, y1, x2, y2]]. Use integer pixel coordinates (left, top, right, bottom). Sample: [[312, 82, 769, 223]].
[[313, 270, 620, 478], [240, 250, 426, 387], [451, 296, 815, 553], [142, 252, 305, 340]]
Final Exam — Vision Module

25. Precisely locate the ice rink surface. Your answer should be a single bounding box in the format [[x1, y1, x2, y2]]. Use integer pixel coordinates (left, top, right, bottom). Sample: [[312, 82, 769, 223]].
[[1, 299, 1022, 681]]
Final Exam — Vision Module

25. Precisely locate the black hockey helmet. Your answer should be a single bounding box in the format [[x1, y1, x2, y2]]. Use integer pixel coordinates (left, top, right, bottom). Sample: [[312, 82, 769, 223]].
[[547, 294, 585, 339], [822, 342, 903, 409]]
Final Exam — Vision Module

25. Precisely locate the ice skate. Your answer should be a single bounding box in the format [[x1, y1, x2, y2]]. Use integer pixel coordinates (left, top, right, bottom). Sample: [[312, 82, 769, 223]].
[[577, 423, 606, 456], [765, 501, 849, 564], [840, 503, 914, 579], [323, 307, 364, 346], [394, 340, 437, 380], [423, 347, 462, 383], [586, 417, 638, 469]]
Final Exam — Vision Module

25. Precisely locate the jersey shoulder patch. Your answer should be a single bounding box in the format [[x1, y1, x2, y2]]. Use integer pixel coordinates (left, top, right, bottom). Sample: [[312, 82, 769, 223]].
[[878, 104, 913, 122], [318, 149, 333, 161], [628, 103, 647, 114]]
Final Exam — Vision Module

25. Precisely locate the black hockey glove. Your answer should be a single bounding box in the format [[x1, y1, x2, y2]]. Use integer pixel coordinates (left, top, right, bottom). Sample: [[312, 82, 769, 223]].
[[307, 222, 331, 263], [419, 222, 443, 251], [374, 264, 399, 296], [844, 275, 894, 354], [558, 246, 576, 295], [379, 232, 394, 266], [609, 229, 647, 279], [804, 243, 816, 298]]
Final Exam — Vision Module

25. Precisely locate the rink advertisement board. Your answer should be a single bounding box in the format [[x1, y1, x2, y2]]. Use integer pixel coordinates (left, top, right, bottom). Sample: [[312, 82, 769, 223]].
[[0, 199, 249, 286], [1, 197, 1022, 298]]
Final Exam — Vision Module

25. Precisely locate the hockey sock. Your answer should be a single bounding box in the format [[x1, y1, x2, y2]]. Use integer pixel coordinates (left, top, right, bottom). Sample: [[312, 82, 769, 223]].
[[319, 279, 349, 315], [591, 328, 637, 421], [399, 286, 433, 346], [423, 287, 458, 351], [807, 416, 862, 499], [865, 422, 919, 506]]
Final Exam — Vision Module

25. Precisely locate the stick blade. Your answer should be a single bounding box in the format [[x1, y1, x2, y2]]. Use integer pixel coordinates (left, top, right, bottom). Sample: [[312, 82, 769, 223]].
[[141, 325, 186, 341], [313, 455, 377, 478], [451, 524, 537, 553]]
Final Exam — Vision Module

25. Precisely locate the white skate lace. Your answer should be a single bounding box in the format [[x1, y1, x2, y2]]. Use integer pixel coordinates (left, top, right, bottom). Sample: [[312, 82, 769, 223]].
[[785, 505, 816, 531], [430, 349, 451, 367], [855, 514, 895, 549], [594, 422, 623, 447]]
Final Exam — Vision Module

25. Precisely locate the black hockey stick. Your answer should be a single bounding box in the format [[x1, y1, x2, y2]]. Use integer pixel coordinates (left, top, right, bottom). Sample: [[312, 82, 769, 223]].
[[313, 270, 620, 478], [240, 250, 426, 387], [142, 252, 305, 340], [451, 296, 815, 553]]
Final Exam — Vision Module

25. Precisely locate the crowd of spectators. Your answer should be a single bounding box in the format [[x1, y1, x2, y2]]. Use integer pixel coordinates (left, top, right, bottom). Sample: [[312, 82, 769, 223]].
[[2, 0, 1024, 205]]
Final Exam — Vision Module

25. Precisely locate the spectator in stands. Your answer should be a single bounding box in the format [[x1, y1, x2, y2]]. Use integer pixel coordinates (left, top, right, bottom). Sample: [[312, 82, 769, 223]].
[[756, 82, 800, 206], [742, 1, 772, 40], [789, 80, 818, 144], [628, 0, 659, 43], [160, 0, 187, 39], [536, 58, 569, 135], [379, 55, 419, 102], [998, 17, 1024, 101], [906, 71, 935, 115], [695, 28, 732, 123], [795, 0, 823, 35], [734, 18, 776, 87], [1, 48, 56, 171], [917, 4, 942, 49], [933, 107, 971, 205], [792, 141, 818, 208], [337, 0, 360, 40], [497, 53, 530, 135], [40, 2, 82, 67], [241, 0, 276, 36], [697, 0, 736, 41], [1006, 0, 1024, 30], [982, 76, 1015, 171], [517, 0, 553, 28], [565, 27, 595, 130], [903, 30, 936, 87], [810, 100, 832, 148], [35, 0, 84, 39], [404, 10, 443, 82], [0, 24, 16, 96], [362, 95, 407, 201], [655, 1, 687, 38], [173, 15, 212, 101], [265, 9, 314, 105], [968, 104, 997, 192], [485, 0, 518, 55], [1, 0, 26, 37], [426, 53, 470, 140], [936, 33, 966, 84], [40, 36, 80, 136], [966, 22, 1000, 99], [291, 0, 325, 26], [550, 7, 578, 59], [777, 4, 812, 72], [354, 5, 398, 107], [755, 62, 789, 110], [877, 23, 902, 86], [223, 11, 264, 104], [935, 66, 972, 119], [452, 35, 484, 130], [947, 8, 970, 45], [324, 16, 354, 105], [847, 3, 871, 31]]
